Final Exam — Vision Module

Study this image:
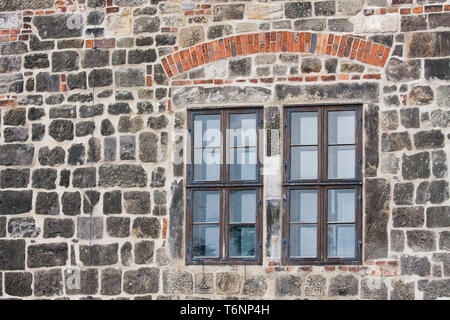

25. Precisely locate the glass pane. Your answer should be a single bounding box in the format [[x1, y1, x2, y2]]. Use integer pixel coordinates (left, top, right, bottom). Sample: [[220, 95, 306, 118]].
[[291, 146, 317, 180], [229, 226, 256, 257], [289, 224, 317, 258], [328, 111, 355, 145], [229, 113, 257, 147], [291, 112, 318, 145], [328, 224, 355, 258], [193, 225, 219, 257], [194, 114, 221, 148], [193, 191, 220, 223], [328, 189, 356, 223], [290, 190, 317, 223], [230, 190, 257, 223], [193, 148, 221, 181], [230, 147, 257, 181], [328, 145, 355, 179]]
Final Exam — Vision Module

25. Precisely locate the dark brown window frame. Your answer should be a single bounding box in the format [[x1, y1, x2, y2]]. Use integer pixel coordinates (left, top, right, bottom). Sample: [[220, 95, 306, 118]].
[[281, 104, 363, 265], [186, 107, 264, 265]]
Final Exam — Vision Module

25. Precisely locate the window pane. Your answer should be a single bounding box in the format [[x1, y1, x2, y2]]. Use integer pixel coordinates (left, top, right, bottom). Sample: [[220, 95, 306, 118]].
[[328, 145, 355, 179], [328, 111, 355, 144], [291, 146, 318, 180], [193, 191, 220, 223], [193, 148, 221, 181], [230, 113, 257, 147], [230, 147, 257, 181], [289, 224, 317, 258], [290, 190, 317, 223], [291, 112, 318, 145], [229, 226, 256, 257], [328, 189, 356, 223], [193, 225, 219, 257], [230, 190, 257, 223], [327, 224, 355, 258], [194, 114, 221, 148]]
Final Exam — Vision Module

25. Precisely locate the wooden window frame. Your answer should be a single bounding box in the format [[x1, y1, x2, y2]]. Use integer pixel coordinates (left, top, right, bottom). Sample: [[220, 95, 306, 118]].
[[282, 104, 363, 265], [186, 107, 263, 265]]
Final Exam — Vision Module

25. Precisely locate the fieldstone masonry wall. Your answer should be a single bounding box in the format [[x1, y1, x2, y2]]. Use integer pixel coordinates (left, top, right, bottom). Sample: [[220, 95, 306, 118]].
[[0, 0, 449, 300]]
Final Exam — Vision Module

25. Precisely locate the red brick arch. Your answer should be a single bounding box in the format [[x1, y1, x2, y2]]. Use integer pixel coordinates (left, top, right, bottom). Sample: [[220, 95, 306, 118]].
[[160, 31, 391, 78]]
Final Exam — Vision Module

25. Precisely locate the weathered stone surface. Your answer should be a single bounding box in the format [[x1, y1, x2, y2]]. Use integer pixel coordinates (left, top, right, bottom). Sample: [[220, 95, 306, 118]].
[[390, 281, 415, 301], [34, 14, 83, 39], [132, 217, 160, 238], [401, 15, 427, 32], [410, 86, 434, 105], [401, 255, 430, 277], [101, 268, 122, 296], [67, 72, 87, 90], [34, 269, 63, 297], [4, 272, 32, 297], [433, 253, 450, 277], [27, 243, 68, 268], [80, 243, 118, 266], [28, 107, 45, 121], [402, 152, 430, 180], [0, 169, 29, 189], [414, 130, 445, 150], [8, 217, 40, 238], [139, 132, 158, 163], [337, 0, 364, 15], [385, 58, 421, 82], [72, 167, 96, 188], [364, 179, 390, 260], [391, 230, 405, 252], [381, 132, 412, 152], [123, 191, 150, 215], [1, 42, 27, 55], [43, 218, 74, 238], [115, 68, 146, 87], [284, 2, 312, 19], [36, 192, 59, 215], [77, 216, 103, 240], [436, 85, 450, 107], [0, 73, 23, 94], [425, 58, 450, 81], [416, 180, 449, 204], [361, 279, 388, 300], [133, 16, 160, 34], [178, 26, 205, 48], [419, 279, 450, 300], [394, 183, 414, 205], [275, 275, 301, 296], [103, 190, 122, 214], [213, 4, 245, 22], [52, 51, 79, 72], [393, 207, 424, 228], [134, 240, 154, 264], [1, 0, 54, 11], [304, 275, 326, 296], [128, 49, 156, 64], [216, 272, 240, 295], [328, 275, 358, 296], [106, 217, 130, 238], [48, 120, 74, 142], [275, 83, 378, 102], [62, 191, 81, 216], [0, 239, 25, 270], [89, 69, 113, 87], [0, 190, 33, 215], [427, 206, 450, 228], [242, 276, 267, 296], [163, 271, 193, 294], [99, 165, 147, 188], [64, 269, 98, 295], [400, 108, 419, 129], [407, 230, 436, 252], [194, 273, 213, 294], [123, 267, 159, 294], [0, 144, 34, 167], [32, 168, 57, 190]]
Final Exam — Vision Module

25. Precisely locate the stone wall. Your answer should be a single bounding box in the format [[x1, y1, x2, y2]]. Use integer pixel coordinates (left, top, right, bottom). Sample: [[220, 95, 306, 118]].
[[0, 0, 449, 300]]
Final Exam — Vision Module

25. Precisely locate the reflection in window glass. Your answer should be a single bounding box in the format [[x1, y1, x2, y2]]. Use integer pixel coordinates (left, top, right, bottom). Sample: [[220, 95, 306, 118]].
[[230, 226, 256, 257], [193, 191, 220, 223], [193, 114, 221, 182], [291, 146, 318, 180], [291, 112, 318, 145], [193, 225, 220, 258], [290, 190, 317, 223], [328, 111, 355, 145], [328, 145, 355, 179], [290, 225, 317, 258], [230, 147, 257, 181], [328, 224, 355, 258], [230, 190, 256, 223], [328, 189, 356, 223]]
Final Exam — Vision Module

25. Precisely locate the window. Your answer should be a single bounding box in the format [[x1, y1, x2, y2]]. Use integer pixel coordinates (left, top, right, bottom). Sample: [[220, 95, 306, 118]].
[[282, 105, 362, 265], [186, 108, 263, 265]]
